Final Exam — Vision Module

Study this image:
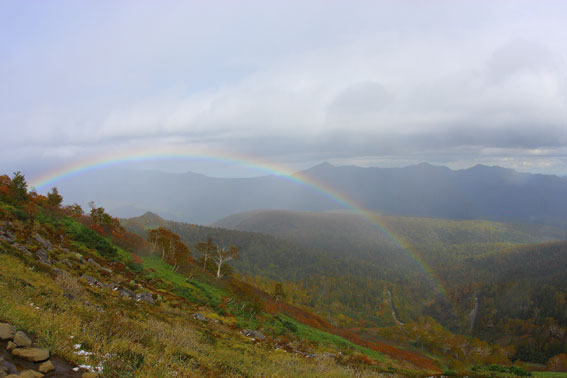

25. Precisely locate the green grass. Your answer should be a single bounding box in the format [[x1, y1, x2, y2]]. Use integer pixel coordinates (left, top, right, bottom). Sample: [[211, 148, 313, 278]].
[[533, 373, 567, 378], [141, 255, 388, 363], [274, 315, 386, 362], [142, 255, 226, 309]]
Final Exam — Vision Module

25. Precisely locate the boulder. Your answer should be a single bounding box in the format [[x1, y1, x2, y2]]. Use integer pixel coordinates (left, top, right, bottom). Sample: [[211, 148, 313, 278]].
[[11, 347, 50, 362], [0, 323, 15, 340], [38, 360, 55, 374], [14, 331, 32, 347]]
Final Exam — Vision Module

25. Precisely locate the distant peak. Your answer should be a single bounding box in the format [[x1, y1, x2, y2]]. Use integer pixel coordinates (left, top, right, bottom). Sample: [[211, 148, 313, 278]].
[[301, 162, 336, 173], [407, 162, 448, 170], [140, 211, 164, 220]]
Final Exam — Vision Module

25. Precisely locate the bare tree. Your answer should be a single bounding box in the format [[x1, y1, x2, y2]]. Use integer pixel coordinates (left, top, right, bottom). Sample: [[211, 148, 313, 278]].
[[212, 245, 239, 279]]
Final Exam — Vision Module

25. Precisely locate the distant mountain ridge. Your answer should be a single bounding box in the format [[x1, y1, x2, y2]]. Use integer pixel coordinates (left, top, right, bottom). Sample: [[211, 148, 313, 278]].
[[51, 163, 567, 225]]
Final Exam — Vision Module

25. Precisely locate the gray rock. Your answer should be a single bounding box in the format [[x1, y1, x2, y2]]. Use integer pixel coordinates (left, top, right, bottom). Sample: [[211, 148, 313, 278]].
[[88, 259, 112, 275], [101, 282, 119, 291], [192, 313, 207, 321], [119, 288, 135, 299], [13, 331, 32, 347], [33, 234, 53, 250], [135, 292, 154, 304], [13, 244, 31, 256], [35, 249, 51, 265], [241, 329, 266, 340], [0, 323, 16, 340], [81, 275, 103, 288], [11, 347, 50, 362]]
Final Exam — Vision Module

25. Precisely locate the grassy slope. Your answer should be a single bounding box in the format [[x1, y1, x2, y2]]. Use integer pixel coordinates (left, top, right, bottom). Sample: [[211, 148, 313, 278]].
[[1, 201, 441, 377]]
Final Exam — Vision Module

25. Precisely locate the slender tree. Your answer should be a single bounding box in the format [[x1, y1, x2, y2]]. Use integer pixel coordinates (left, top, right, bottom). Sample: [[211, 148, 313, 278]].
[[212, 245, 239, 279], [195, 237, 216, 271]]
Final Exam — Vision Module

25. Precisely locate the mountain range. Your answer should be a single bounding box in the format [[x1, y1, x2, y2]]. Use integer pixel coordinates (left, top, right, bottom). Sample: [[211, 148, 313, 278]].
[[52, 163, 567, 226]]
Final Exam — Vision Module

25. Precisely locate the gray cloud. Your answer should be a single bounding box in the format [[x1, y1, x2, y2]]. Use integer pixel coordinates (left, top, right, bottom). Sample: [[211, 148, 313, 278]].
[[1, 0, 567, 176]]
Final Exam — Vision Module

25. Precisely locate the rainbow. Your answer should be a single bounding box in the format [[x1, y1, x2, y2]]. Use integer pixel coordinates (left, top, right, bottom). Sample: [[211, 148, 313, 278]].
[[29, 147, 451, 306]]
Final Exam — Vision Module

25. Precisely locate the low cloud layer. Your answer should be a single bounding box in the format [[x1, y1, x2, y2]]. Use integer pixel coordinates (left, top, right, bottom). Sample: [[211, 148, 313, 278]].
[[1, 1, 567, 177]]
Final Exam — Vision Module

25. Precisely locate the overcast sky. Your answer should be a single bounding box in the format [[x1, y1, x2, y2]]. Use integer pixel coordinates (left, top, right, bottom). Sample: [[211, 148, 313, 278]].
[[1, 0, 567, 178]]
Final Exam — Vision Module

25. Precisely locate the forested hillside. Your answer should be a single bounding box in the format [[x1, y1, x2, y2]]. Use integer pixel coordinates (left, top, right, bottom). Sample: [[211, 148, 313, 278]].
[[124, 210, 567, 368]]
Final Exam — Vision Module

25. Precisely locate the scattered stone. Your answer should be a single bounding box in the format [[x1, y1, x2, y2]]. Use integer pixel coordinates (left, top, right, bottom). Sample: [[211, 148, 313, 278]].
[[33, 234, 53, 250], [241, 329, 266, 340], [101, 282, 119, 291], [35, 249, 51, 265], [192, 313, 207, 321], [13, 331, 32, 347], [38, 360, 55, 374], [88, 259, 112, 275], [0, 323, 16, 340], [18, 370, 44, 378], [12, 244, 31, 256], [119, 288, 135, 299], [11, 347, 50, 362], [135, 292, 154, 304], [81, 275, 103, 288], [6, 341, 16, 351]]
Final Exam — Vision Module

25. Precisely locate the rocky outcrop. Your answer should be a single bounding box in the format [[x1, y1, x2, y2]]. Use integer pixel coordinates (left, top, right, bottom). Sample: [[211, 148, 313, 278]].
[[0, 321, 57, 377]]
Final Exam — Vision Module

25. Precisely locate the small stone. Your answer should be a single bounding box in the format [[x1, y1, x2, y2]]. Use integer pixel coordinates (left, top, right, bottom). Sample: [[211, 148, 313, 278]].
[[0, 323, 16, 340], [6, 341, 16, 351], [192, 313, 207, 321], [11, 347, 50, 362], [13, 331, 32, 347], [38, 360, 55, 374]]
